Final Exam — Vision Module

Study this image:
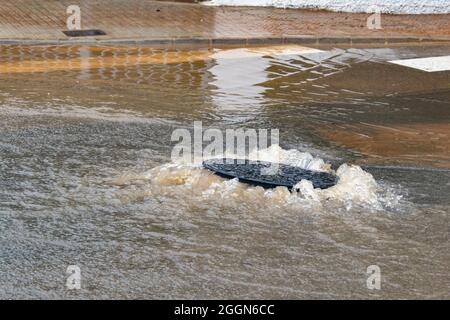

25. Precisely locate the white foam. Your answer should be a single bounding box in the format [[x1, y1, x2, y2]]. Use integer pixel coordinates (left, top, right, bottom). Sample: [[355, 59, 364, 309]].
[[116, 145, 403, 212], [0, 102, 166, 124]]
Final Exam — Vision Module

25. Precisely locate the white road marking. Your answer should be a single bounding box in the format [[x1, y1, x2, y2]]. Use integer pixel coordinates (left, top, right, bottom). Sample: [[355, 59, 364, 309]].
[[213, 45, 324, 60], [389, 55, 450, 72]]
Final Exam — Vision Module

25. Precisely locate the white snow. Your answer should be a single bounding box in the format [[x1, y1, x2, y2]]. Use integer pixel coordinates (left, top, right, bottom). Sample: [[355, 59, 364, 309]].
[[204, 0, 450, 14]]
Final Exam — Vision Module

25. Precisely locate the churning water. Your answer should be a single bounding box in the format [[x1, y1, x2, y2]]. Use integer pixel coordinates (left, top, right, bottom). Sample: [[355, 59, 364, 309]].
[[0, 44, 448, 299]]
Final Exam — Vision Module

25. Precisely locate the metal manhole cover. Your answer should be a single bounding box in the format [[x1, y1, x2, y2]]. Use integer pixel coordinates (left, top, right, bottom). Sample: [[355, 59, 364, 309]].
[[203, 158, 338, 190]]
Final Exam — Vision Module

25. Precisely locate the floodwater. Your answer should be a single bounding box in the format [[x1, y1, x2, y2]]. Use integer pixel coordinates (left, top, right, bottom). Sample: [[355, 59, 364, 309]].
[[0, 44, 448, 299]]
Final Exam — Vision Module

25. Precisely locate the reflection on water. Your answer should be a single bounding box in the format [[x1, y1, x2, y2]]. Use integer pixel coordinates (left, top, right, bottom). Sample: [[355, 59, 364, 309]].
[[320, 122, 450, 169], [209, 46, 324, 119], [210, 48, 270, 113], [0, 46, 210, 74], [0, 44, 449, 299]]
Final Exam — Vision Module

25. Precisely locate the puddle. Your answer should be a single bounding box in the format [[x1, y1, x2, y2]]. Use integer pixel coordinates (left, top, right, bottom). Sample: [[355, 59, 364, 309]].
[[0, 44, 449, 299], [319, 122, 450, 169]]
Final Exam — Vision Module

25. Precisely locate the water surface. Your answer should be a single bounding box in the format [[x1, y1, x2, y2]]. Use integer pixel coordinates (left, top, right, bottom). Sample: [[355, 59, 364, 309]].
[[0, 44, 449, 299]]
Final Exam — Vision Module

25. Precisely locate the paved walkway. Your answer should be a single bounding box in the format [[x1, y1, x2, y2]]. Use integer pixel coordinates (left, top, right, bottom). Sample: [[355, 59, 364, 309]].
[[0, 0, 449, 45]]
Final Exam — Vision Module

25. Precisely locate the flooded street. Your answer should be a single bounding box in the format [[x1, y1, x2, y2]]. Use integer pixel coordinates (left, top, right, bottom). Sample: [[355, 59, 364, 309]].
[[0, 44, 449, 299]]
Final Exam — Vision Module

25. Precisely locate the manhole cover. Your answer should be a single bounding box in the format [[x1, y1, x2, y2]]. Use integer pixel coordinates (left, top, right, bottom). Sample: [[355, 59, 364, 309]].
[[203, 158, 337, 190], [63, 29, 106, 37]]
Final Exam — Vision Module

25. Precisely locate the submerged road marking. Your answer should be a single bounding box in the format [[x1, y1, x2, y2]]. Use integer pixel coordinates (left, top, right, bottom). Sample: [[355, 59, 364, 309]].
[[389, 55, 450, 72]]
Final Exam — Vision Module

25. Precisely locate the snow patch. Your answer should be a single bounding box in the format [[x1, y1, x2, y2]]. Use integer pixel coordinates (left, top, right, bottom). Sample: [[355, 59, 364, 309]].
[[204, 0, 450, 14]]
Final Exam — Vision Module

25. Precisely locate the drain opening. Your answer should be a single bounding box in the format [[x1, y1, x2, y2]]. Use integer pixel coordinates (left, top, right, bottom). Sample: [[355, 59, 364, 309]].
[[63, 29, 106, 37]]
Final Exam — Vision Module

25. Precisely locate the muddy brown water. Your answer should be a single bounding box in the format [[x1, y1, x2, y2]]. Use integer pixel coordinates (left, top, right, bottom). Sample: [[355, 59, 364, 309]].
[[0, 44, 448, 299]]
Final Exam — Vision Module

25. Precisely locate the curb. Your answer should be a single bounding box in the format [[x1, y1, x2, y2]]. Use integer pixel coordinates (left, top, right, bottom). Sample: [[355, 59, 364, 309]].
[[0, 36, 449, 47]]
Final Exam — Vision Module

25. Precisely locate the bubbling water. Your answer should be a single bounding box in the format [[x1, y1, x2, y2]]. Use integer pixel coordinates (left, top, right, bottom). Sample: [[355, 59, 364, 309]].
[[114, 145, 403, 214]]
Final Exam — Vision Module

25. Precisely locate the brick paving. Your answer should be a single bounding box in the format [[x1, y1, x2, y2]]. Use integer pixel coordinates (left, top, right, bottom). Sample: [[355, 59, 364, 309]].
[[0, 0, 449, 44]]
